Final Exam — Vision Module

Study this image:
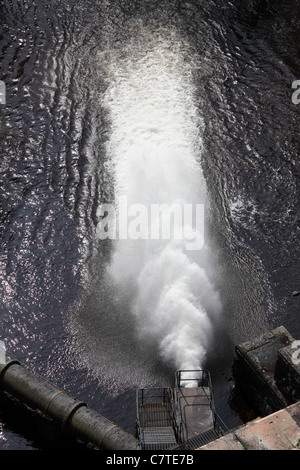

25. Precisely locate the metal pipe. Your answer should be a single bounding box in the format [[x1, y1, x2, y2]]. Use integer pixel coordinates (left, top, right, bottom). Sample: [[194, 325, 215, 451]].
[[0, 360, 139, 450]]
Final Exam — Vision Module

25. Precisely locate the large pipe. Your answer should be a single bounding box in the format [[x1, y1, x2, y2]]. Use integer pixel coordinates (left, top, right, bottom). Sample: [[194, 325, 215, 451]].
[[0, 359, 139, 450]]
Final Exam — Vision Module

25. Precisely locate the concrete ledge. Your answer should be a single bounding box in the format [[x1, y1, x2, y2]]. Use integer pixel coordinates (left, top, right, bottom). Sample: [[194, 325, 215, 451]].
[[196, 431, 245, 450], [275, 345, 300, 403], [197, 402, 300, 450], [233, 326, 296, 416]]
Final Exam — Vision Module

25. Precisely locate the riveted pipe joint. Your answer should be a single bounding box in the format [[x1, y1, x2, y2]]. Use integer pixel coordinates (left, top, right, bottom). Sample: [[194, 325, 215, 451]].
[[0, 359, 139, 450]]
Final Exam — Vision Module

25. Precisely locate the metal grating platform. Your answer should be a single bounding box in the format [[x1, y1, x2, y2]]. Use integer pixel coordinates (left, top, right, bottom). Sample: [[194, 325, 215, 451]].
[[136, 388, 179, 450], [142, 426, 178, 450], [177, 386, 214, 441], [138, 403, 174, 428], [136, 371, 228, 450], [173, 428, 222, 450]]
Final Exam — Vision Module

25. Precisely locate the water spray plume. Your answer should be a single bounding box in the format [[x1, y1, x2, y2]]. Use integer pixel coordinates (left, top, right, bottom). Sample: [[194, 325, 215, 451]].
[[98, 27, 222, 386]]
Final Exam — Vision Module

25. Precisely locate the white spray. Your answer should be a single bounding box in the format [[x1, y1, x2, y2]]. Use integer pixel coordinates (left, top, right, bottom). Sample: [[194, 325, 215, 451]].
[[98, 27, 222, 385]]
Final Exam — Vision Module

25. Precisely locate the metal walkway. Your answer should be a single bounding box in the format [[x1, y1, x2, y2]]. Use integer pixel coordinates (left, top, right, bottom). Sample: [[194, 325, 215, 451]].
[[136, 370, 228, 450], [136, 388, 178, 450], [174, 428, 221, 450], [175, 370, 215, 442]]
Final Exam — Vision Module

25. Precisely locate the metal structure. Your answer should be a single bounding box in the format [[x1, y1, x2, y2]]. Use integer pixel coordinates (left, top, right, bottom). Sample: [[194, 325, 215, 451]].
[[136, 370, 228, 450], [175, 369, 215, 442], [136, 387, 179, 450], [0, 357, 228, 450]]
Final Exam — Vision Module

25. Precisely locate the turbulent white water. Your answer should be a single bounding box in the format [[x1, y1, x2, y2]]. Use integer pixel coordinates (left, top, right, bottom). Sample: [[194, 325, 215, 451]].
[[98, 28, 222, 382]]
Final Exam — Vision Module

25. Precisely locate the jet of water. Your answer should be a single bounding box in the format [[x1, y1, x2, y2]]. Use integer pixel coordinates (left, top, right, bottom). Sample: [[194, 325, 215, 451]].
[[98, 27, 222, 385]]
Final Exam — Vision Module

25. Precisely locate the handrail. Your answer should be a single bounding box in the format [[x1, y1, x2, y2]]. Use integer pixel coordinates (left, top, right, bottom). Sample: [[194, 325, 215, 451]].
[[136, 387, 180, 449], [174, 369, 224, 442], [136, 370, 230, 449]]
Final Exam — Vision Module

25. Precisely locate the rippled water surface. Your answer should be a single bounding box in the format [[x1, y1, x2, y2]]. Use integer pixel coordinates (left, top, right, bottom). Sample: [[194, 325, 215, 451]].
[[0, 0, 300, 449]]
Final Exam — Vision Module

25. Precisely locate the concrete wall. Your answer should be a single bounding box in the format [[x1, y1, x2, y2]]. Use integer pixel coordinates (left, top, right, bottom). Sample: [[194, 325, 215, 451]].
[[233, 326, 298, 417]]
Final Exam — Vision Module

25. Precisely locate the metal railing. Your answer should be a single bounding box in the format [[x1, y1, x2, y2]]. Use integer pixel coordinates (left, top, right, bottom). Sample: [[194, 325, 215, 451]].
[[137, 387, 174, 407], [174, 369, 231, 442], [136, 387, 180, 449], [213, 410, 230, 436], [175, 369, 213, 391], [175, 370, 213, 442], [136, 371, 231, 450]]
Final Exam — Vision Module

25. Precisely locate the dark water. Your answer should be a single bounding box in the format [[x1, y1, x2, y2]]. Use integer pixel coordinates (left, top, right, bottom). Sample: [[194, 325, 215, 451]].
[[0, 0, 300, 449]]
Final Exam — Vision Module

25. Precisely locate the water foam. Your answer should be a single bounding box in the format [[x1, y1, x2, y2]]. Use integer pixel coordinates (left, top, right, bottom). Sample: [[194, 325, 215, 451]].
[[99, 27, 222, 382]]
